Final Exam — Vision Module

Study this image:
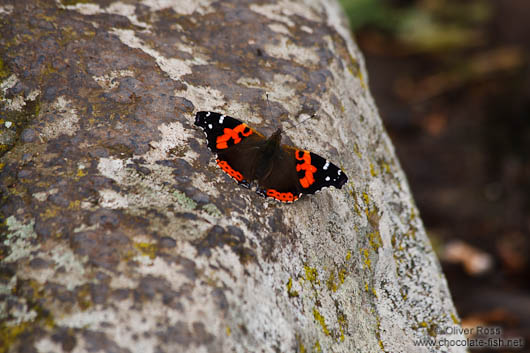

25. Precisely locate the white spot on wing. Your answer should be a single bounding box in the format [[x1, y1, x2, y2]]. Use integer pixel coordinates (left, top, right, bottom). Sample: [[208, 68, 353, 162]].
[[337, 169, 341, 175], [323, 160, 330, 170], [219, 115, 225, 124], [208, 124, 213, 129], [206, 112, 210, 117], [325, 176, 330, 181]]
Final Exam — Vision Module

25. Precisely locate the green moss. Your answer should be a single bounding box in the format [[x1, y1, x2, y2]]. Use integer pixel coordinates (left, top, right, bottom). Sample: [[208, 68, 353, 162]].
[[313, 308, 330, 336]]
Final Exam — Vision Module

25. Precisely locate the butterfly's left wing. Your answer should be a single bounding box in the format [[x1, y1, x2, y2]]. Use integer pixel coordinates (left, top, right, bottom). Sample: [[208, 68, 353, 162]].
[[194, 111, 264, 153], [195, 111, 266, 186]]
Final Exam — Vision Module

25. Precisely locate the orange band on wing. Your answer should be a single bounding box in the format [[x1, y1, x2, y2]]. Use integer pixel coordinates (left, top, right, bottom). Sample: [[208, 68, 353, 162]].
[[295, 150, 317, 188], [266, 189, 299, 203], [216, 124, 253, 149], [216, 159, 244, 182]]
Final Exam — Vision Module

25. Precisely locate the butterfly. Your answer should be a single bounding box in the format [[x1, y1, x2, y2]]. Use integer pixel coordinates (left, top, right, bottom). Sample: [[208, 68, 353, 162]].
[[194, 111, 348, 203]]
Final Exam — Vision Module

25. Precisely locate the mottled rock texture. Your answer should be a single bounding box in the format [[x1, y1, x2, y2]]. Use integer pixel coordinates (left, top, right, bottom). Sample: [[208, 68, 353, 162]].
[[0, 0, 465, 352]]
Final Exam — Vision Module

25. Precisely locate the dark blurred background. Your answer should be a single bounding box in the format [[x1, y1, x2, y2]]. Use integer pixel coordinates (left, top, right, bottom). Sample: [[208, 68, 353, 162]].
[[339, 0, 529, 351]]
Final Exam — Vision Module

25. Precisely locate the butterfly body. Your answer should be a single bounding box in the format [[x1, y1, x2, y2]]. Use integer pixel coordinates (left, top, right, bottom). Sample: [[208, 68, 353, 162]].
[[194, 111, 347, 203]]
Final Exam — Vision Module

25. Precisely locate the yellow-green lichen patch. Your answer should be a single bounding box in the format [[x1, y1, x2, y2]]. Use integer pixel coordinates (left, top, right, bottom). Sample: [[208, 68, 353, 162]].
[[353, 142, 362, 159], [338, 268, 347, 285], [67, 200, 80, 210], [314, 339, 322, 352], [40, 207, 59, 220], [202, 203, 222, 218], [369, 162, 378, 177], [225, 326, 231, 336], [450, 312, 460, 324], [3, 216, 38, 263], [286, 277, 299, 298], [345, 250, 351, 261], [0, 280, 55, 353], [326, 270, 337, 292], [134, 242, 158, 259], [337, 312, 347, 342], [367, 231, 383, 252], [312, 308, 330, 336], [75, 167, 87, 179], [348, 184, 362, 216], [173, 190, 197, 210], [379, 340, 385, 350], [0, 321, 32, 353], [304, 266, 319, 285], [0, 57, 11, 80], [361, 248, 371, 270], [379, 159, 391, 174], [362, 192, 370, 208], [297, 337, 306, 353], [76, 284, 92, 311]]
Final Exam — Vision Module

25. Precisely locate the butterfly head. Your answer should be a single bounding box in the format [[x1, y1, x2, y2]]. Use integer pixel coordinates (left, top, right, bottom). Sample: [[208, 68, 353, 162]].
[[269, 128, 282, 143]]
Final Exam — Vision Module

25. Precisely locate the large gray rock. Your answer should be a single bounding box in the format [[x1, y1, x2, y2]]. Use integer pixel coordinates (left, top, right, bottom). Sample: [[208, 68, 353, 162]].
[[0, 0, 465, 352]]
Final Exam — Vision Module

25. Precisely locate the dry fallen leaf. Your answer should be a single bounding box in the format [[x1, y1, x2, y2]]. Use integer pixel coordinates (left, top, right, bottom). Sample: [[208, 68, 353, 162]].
[[443, 240, 493, 275]]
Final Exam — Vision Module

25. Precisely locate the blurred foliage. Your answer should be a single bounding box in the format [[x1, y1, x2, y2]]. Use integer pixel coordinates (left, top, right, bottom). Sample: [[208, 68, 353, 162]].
[[339, 0, 492, 51]]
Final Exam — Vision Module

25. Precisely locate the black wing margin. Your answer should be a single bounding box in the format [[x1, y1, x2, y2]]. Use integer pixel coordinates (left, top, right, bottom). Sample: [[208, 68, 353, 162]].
[[303, 151, 348, 195]]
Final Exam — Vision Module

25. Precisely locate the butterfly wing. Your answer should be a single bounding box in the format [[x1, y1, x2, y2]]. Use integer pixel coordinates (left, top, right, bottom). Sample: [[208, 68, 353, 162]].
[[257, 146, 348, 203], [194, 111, 264, 153], [255, 147, 303, 203], [291, 148, 348, 194], [195, 111, 266, 185]]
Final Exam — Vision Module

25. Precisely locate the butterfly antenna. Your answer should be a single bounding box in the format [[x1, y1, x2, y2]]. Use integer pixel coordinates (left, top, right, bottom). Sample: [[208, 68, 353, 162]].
[[266, 93, 273, 122], [284, 113, 317, 131]]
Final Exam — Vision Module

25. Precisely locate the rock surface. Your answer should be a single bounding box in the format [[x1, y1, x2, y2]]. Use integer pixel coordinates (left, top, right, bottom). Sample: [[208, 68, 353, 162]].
[[0, 0, 465, 352]]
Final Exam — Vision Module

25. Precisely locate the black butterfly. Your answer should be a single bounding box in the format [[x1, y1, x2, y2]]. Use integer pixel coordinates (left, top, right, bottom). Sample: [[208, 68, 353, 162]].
[[195, 111, 347, 203]]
